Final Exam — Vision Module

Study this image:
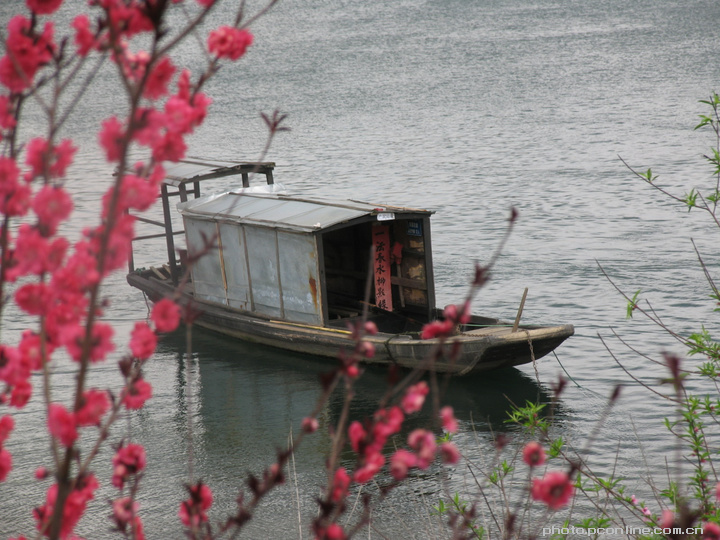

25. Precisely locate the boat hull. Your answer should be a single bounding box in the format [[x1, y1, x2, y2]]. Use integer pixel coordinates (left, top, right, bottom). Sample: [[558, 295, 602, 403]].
[[128, 270, 574, 375]]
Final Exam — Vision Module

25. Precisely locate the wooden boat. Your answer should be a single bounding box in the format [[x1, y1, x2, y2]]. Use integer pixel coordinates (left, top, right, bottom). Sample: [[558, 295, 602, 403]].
[[126, 159, 574, 375]]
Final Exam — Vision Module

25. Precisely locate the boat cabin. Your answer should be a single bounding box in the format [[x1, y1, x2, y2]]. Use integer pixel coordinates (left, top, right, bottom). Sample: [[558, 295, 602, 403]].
[[129, 160, 437, 333]]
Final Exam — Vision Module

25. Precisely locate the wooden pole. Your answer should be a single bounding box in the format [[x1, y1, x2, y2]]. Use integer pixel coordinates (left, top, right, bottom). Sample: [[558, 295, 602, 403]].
[[512, 288, 529, 333]]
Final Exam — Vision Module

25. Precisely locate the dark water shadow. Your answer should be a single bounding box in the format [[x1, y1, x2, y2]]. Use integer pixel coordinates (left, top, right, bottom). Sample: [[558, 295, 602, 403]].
[[156, 325, 568, 443]]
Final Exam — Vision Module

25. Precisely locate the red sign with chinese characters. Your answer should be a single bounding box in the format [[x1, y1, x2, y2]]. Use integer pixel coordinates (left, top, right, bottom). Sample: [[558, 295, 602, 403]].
[[372, 224, 392, 312]]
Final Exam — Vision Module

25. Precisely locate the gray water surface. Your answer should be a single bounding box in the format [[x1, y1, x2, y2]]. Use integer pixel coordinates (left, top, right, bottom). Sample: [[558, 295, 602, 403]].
[[1, 0, 719, 538]]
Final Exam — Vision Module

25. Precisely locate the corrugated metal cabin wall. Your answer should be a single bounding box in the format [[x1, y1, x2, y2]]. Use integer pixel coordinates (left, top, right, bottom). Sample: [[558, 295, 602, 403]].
[[218, 222, 252, 311], [183, 215, 324, 325], [217, 223, 324, 326], [183, 217, 228, 306], [276, 230, 323, 325]]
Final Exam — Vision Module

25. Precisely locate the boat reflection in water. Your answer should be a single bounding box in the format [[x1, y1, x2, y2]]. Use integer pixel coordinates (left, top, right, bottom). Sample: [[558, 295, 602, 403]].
[[151, 326, 562, 536]]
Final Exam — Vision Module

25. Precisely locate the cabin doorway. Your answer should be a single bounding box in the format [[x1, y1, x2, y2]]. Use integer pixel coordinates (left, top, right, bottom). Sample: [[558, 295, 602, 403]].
[[321, 218, 433, 334]]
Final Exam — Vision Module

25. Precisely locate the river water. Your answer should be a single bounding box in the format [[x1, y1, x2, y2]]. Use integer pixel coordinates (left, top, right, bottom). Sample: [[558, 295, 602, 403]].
[[1, 0, 720, 538]]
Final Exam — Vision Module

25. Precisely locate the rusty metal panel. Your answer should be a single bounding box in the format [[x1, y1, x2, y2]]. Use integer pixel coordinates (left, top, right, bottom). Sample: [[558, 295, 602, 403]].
[[184, 218, 227, 305], [244, 225, 282, 318], [277, 231, 322, 325], [218, 222, 252, 311]]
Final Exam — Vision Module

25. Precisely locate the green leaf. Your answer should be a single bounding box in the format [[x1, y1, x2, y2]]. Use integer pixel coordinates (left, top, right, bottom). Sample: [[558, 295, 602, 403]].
[[683, 188, 698, 211], [626, 290, 641, 318]]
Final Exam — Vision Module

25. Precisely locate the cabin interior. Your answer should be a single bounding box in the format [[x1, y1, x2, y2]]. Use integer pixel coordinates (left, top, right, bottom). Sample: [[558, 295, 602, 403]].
[[321, 217, 435, 334]]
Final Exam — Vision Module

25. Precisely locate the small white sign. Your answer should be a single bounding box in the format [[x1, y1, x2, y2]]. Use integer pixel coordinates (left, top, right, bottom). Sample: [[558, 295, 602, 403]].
[[377, 212, 395, 221]]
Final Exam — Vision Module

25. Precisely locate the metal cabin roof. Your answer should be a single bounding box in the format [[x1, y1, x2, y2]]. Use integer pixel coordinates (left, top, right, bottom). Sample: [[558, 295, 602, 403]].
[[177, 191, 432, 233]]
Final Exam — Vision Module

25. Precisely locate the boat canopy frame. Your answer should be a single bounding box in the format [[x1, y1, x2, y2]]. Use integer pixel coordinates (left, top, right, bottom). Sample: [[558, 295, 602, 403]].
[[128, 160, 276, 284]]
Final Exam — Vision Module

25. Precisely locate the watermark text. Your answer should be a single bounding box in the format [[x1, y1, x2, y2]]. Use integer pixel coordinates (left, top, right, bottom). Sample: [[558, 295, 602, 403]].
[[541, 526, 702, 536]]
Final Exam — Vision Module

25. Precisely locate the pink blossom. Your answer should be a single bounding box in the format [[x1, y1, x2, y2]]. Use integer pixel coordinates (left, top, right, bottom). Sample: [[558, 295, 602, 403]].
[[323, 524, 347, 540], [344, 363, 359, 378], [440, 442, 461, 464], [131, 108, 164, 148], [522, 441, 546, 467], [75, 389, 110, 426], [51, 139, 77, 177], [35, 467, 48, 480], [408, 429, 437, 469], [164, 95, 195, 134], [34, 473, 98, 539], [112, 443, 146, 488], [144, 56, 175, 100], [25, 138, 49, 178], [348, 421, 366, 452], [401, 381, 429, 414], [0, 182, 31, 217], [45, 236, 69, 273], [18, 329, 51, 370], [366, 406, 404, 456], [112, 496, 139, 525], [32, 185, 73, 234], [151, 131, 187, 162], [8, 225, 49, 279], [15, 283, 50, 316], [170, 71, 212, 131], [420, 319, 454, 340], [151, 298, 181, 332], [51, 245, 100, 292], [0, 156, 19, 198], [208, 27, 253, 61], [179, 482, 213, 527], [443, 303, 472, 325], [26, 0, 63, 15], [129, 322, 157, 360], [122, 378, 152, 409], [112, 498, 144, 539], [0, 415, 14, 444], [3, 343, 32, 385], [64, 322, 115, 363], [25, 137, 76, 180], [0, 447, 12, 482], [47, 402, 78, 447], [440, 406, 458, 433], [531, 471, 575, 510], [99, 116, 125, 162], [364, 321, 378, 335], [358, 340, 375, 358], [330, 467, 350, 502], [703, 522, 720, 540], [117, 49, 149, 83], [114, 174, 158, 212], [10, 380, 32, 408], [390, 449, 417, 480], [196, 0, 215, 6], [0, 95, 16, 130], [0, 17, 55, 92], [301, 417, 318, 433], [86, 213, 135, 273], [353, 451, 384, 484], [117, 5, 154, 37], [0, 345, 20, 385], [72, 15, 96, 56]]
